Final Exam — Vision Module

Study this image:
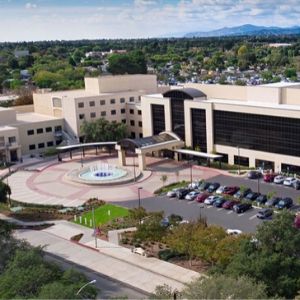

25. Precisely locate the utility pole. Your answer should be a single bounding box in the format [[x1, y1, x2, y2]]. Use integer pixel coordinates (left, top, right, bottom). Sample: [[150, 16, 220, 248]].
[[92, 207, 97, 248]]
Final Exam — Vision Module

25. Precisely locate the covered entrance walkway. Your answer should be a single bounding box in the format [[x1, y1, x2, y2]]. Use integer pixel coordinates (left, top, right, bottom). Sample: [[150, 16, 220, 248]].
[[116, 132, 184, 170]]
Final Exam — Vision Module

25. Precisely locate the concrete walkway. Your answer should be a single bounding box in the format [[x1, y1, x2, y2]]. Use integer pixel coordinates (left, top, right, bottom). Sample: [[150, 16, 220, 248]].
[[1, 214, 200, 294]]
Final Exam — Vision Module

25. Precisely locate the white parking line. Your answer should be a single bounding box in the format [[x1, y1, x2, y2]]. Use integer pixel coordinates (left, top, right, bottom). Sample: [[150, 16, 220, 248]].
[[227, 211, 233, 214], [206, 205, 212, 209], [237, 213, 245, 217], [217, 208, 223, 211], [249, 215, 257, 220]]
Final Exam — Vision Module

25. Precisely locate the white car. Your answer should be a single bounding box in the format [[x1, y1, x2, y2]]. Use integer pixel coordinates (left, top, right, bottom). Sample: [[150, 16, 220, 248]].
[[185, 191, 200, 201], [283, 177, 298, 187], [204, 195, 219, 205], [167, 188, 179, 197], [188, 181, 200, 189], [215, 186, 226, 194], [274, 175, 285, 184], [131, 247, 148, 257], [226, 229, 242, 235]]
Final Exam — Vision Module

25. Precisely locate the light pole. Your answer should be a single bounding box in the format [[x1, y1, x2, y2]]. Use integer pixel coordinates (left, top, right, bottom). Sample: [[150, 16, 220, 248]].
[[76, 279, 96, 296], [137, 187, 142, 224], [92, 207, 97, 248], [133, 153, 136, 182], [237, 146, 241, 175], [189, 159, 193, 184], [257, 176, 260, 194], [80, 150, 83, 168], [199, 203, 204, 220]]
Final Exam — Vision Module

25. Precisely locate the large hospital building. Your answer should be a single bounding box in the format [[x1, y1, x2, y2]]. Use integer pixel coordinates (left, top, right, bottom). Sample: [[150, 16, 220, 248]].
[[1, 74, 300, 173]]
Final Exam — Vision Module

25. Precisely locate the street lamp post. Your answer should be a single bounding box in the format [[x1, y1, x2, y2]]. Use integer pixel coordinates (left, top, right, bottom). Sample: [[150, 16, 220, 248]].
[[76, 279, 96, 296], [257, 176, 260, 194], [199, 203, 204, 220], [137, 187, 143, 224], [133, 153, 136, 182], [189, 160, 193, 184], [92, 207, 97, 248], [80, 150, 83, 168], [237, 146, 241, 175]]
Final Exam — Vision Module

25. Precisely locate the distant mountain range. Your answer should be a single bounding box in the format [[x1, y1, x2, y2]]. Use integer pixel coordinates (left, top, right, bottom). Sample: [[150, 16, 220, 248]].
[[183, 24, 300, 38]]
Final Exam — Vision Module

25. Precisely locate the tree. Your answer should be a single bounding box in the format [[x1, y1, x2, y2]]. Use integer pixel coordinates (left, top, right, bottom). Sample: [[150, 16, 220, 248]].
[[225, 210, 300, 298], [0, 181, 11, 205], [266, 190, 276, 200], [80, 118, 128, 142], [150, 284, 175, 299], [160, 175, 168, 187], [182, 274, 268, 299]]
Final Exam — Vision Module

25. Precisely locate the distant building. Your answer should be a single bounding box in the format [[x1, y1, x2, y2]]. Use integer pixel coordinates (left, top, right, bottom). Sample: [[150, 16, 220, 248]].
[[268, 43, 292, 48], [14, 50, 29, 58]]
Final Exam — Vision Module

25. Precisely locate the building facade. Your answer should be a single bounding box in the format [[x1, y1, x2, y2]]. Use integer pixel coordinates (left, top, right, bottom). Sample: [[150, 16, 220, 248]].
[[141, 82, 300, 173]]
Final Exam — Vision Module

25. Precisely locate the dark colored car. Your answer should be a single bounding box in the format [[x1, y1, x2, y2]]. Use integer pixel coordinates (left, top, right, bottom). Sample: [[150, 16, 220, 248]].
[[265, 197, 282, 207], [256, 194, 267, 205], [233, 188, 251, 199], [275, 197, 293, 209], [256, 208, 273, 219], [222, 200, 240, 209], [263, 173, 277, 183], [198, 182, 210, 192], [245, 192, 260, 201], [233, 203, 252, 213], [223, 186, 239, 196], [248, 171, 262, 179], [176, 188, 190, 199], [213, 197, 226, 207], [196, 192, 209, 203], [293, 180, 300, 190], [207, 182, 220, 193]]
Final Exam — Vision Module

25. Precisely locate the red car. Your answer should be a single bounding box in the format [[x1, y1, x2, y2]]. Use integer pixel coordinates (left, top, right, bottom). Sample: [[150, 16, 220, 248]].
[[196, 193, 209, 203], [263, 173, 277, 183], [223, 186, 239, 196], [295, 214, 300, 229], [222, 200, 240, 209]]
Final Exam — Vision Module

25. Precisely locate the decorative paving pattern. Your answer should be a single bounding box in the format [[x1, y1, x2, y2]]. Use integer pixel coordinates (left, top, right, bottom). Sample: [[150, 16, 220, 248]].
[[9, 154, 221, 207]]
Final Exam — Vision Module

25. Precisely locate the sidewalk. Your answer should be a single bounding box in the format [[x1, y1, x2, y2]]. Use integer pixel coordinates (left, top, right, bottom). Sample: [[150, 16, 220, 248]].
[[2, 215, 200, 294]]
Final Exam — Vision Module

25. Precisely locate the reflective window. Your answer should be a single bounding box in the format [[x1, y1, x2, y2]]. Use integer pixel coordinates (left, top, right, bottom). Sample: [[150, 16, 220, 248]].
[[191, 109, 207, 152], [152, 104, 165, 135]]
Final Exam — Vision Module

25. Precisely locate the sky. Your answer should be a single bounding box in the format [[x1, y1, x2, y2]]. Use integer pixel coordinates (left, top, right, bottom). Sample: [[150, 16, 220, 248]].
[[0, 0, 300, 42]]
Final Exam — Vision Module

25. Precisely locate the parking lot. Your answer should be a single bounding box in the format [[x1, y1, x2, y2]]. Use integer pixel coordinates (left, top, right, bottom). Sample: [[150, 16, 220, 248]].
[[119, 172, 300, 234]]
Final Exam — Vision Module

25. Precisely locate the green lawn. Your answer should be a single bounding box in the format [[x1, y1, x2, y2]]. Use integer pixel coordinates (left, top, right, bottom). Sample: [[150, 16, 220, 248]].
[[74, 204, 129, 227]]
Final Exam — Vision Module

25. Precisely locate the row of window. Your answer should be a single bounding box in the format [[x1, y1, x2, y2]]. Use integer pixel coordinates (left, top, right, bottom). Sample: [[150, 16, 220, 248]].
[[27, 126, 62, 136], [129, 120, 143, 127], [79, 110, 142, 120], [78, 97, 136, 108], [130, 132, 143, 139], [29, 141, 56, 150]]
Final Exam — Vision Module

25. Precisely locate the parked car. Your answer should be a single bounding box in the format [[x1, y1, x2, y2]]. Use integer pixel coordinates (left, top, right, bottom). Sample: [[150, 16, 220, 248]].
[[233, 203, 252, 213], [198, 181, 210, 191], [223, 186, 239, 195], [204, 195, 219, 205], [293, 180, 300, 190], [283, 177, 298, 187], [245, 192, 260, 201], [294, 214, 300, 229], [265, 197, 282, 207], [176, 188, 190, 199], [256, 208, 273, 219], [256, 194, 267, 205], [188, 181, 200, 189], [263, 173, 277, 183], [185, 191, 200, 201], [213, 197, 226, 207], [226, 229, 242, 235], [248, 171, 262, 179], [131, 247, 148, 257], [274, 175, 285, 184], [222, 200, 240, 209], [215, 186, 226, 194], [207, 182, 220, 193], [233, 188, 251, 199], [167, 188, 179, 198], [196, 192, 209, 203], [275, 197, 293, 209]]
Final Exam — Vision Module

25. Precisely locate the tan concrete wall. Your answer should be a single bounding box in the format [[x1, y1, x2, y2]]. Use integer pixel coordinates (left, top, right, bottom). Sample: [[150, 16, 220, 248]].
[[281, 87, 300, 105], [0, 109, 17, 126], [246, 86, 281, 104], [184, 83, 247, 101], [125, 103, 143, 138], [84, 77, 100, 94], [95, 75, 158, 94], [0, 127, 21, 162], [33, 93, 54, 116]]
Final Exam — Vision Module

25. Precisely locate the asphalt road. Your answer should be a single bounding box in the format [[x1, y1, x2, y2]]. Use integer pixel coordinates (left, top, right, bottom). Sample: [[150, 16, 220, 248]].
[[45, 253, 149, 299], [118, 173, 300, 234]]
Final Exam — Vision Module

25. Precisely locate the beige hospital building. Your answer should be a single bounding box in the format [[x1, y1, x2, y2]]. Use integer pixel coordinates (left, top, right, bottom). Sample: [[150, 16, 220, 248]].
[[1, 74, 300, 174]]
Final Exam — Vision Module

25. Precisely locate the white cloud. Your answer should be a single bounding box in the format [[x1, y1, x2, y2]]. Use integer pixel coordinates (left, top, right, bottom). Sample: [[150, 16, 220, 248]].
[[25, 2, 37, 9]]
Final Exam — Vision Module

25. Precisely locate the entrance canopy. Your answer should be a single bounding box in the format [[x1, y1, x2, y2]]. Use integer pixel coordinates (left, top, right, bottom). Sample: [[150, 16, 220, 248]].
[[174, 149, 222, 160], [116, 132, 185, 170]]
